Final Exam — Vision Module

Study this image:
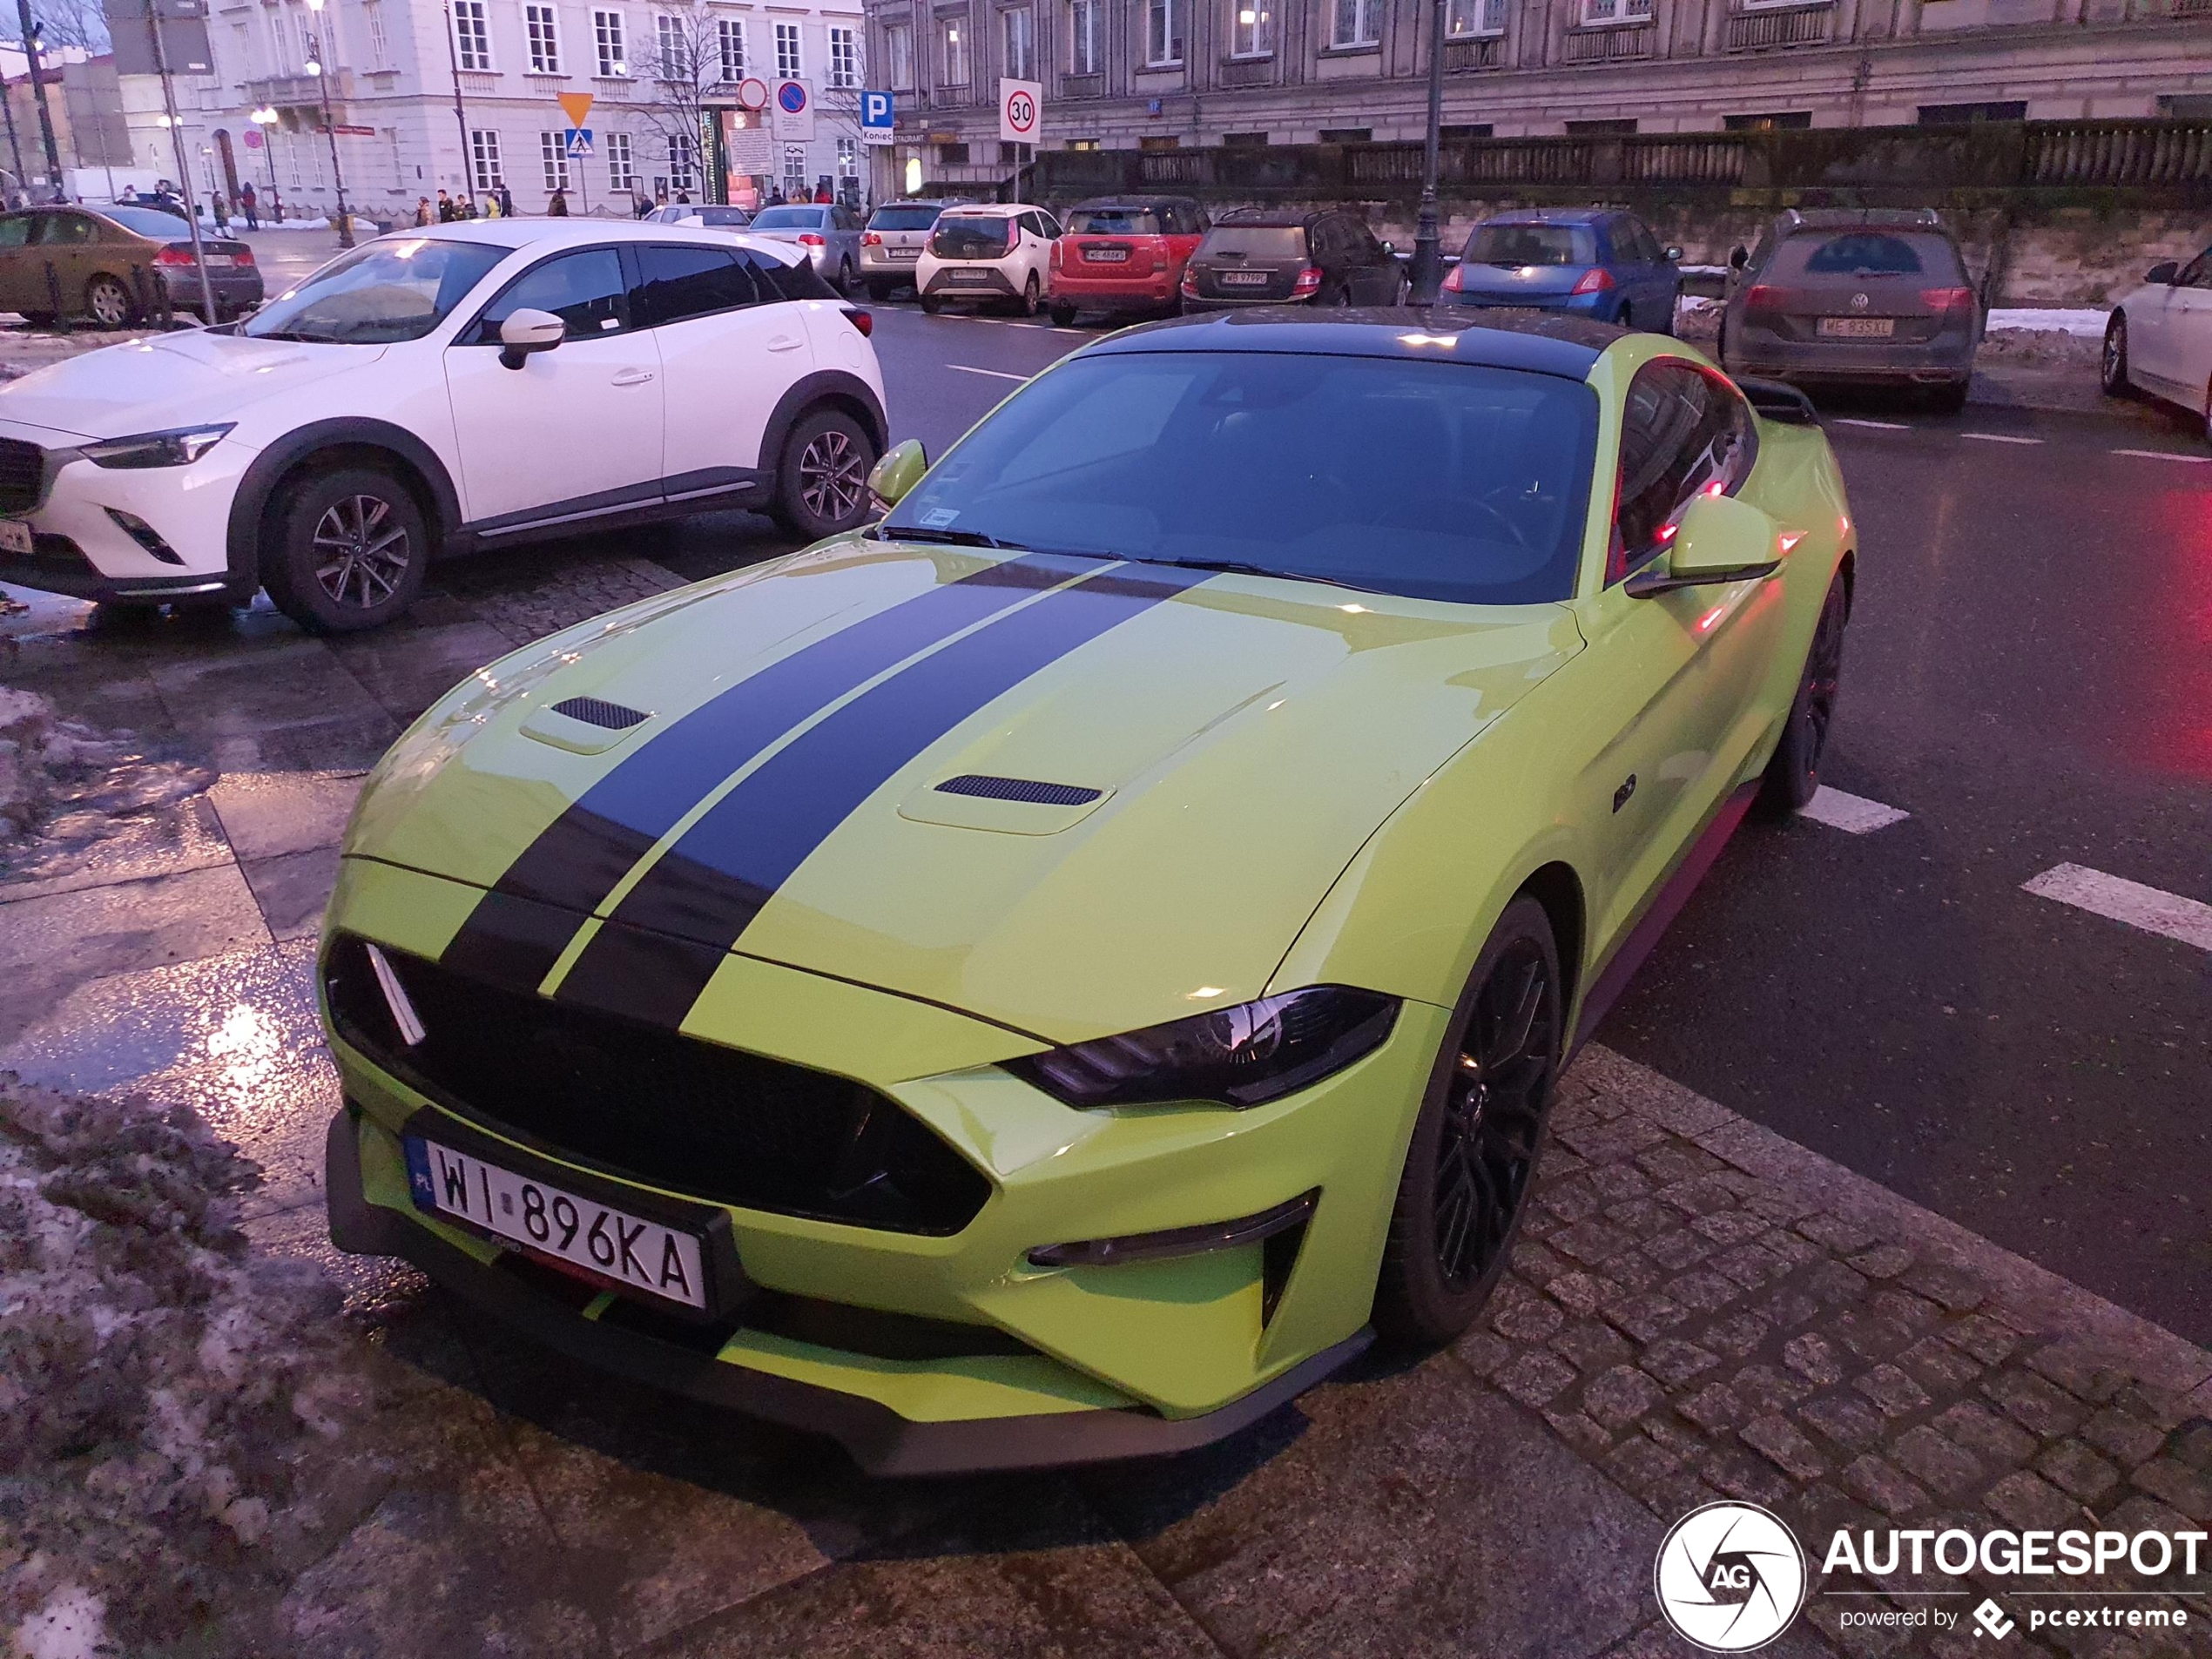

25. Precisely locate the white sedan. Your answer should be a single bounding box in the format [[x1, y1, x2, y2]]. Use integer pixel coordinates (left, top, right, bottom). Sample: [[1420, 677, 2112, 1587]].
[[0, 219, 887, 631], [2102, 246, 2212, 443]]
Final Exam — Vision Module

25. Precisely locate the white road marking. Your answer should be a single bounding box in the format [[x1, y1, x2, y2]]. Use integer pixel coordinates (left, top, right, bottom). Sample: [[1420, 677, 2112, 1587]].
[[2021, 863, 2212, 953], [947, 363, 1028, 381], [1834, 417, 1912, 431], [1047, 327, 1089, 335], [1797, 786, 1911, 834], [2111, 448, 2211, 465], [1960, 432, 2043, 446]]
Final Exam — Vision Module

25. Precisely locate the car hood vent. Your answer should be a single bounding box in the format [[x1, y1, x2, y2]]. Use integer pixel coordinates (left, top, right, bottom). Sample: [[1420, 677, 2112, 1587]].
[[550, 696, 650, 731], [934, 774, 1103, 807]]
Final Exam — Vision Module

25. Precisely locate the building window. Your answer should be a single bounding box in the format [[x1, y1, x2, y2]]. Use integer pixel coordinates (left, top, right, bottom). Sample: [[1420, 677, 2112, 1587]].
[[1576, 0, 1653, 24], [594, 10, 628, 75], [1137, 133, 1180, 150], [937, 140, 969, 164], [1001, 7, 1034, 78], [1328, 0, 1379, 47], [1229, 0, 1271, 56], [1222, 130, 1267, 145], [828, 25, 860, 87], [1445, 0, 1506, 36], [365, 2, 388, 66], [655, 13, 685, 78], [1917, 100, 2027, 125], [1440, 122, 1493, 137], [670, 132, 698, 190], [469, 128, 502, 190], [884, 22, 912, 87], [1565, 117, 1636, 132], [836, 136, 858, 177], [1723, 111, 1811, 131], [940, 16, 968, 84], [452, 0, 491, 69], [1144, 0, 1182, 64], [1316, 126, 1368, 142], [541, 130, 570, 189], [716, 18, 744, 80], [525, 3, 560, 71], [783, 142, 809, 197], [607, 130, 635, 188], [1067, 0, 1098, 71], [774, 20, 802, 78]]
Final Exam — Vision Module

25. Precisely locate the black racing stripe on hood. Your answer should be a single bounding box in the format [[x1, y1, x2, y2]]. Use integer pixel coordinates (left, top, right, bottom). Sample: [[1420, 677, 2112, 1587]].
[[550, 564, 1211, 1028], [437, 550, 1100, 992]]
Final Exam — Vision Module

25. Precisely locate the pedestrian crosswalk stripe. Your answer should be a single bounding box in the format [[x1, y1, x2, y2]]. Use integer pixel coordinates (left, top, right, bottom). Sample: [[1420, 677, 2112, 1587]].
[[1797, 786, 1910, 833], [2021, 863, 2212, 953]]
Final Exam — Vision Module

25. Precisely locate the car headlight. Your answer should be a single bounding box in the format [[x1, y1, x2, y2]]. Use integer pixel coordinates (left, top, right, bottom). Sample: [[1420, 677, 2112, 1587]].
[[81, 423, 235, 469], [1003, 987, 1399, 1109]]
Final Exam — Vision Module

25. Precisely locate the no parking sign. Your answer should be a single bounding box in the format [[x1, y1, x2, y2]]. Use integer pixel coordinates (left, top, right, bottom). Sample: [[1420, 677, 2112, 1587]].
[[773, 78, 814, 139], [999, 78, 1042, 146]]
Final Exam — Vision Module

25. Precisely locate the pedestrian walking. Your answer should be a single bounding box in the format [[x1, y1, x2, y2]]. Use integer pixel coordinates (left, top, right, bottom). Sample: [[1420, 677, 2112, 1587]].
[[813, 180, 831, 204], [414, 195, 433, 226], [548, 187, 569, 217], [435, 189, 455, 222], [482, 192, 501, 219], [239, 182, 259, 231], [498, 184, 514, 217], [675, 188, 691, 205]]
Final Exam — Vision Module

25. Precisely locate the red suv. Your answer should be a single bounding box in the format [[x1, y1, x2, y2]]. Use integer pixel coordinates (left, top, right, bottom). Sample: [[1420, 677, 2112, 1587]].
[[1048, 195, 1209, 327]]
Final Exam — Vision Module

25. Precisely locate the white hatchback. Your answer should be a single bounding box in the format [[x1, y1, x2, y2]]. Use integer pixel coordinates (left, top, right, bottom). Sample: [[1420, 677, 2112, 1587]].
[[2102, 245, 2212, 444], [0, 219, 887, 631], [915, 205, 1062, 318]]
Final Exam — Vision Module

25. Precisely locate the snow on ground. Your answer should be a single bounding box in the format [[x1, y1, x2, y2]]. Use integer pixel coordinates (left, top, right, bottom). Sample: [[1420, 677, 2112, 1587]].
[[1987, 308, 2108, 337]]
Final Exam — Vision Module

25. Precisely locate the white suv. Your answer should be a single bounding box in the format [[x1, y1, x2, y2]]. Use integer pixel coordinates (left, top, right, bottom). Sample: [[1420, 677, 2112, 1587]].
[[0, 219, 887, 631], [916, 205, 1061, 317]]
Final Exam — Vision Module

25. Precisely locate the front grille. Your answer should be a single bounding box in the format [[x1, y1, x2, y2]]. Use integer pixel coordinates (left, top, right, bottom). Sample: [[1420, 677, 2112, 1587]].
[[935, 773, 1103, 806], [327, 934, 992, 1236], [0, 437, 45, 515]]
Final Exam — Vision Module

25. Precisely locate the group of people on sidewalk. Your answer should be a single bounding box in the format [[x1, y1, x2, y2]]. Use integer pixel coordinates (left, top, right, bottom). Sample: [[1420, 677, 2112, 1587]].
[[416, 185, 519, 224]]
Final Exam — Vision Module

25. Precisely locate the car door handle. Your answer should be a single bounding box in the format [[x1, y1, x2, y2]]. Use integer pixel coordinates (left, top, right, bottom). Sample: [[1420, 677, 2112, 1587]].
[[611, 368, 656, 386], [766, 335, 803, 352]]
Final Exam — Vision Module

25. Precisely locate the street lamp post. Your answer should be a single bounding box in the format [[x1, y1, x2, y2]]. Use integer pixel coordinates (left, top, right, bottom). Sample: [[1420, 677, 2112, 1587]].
[[443, 3, 475, 211], [249, 106, 280, 212], [303, 0, 354, 247], [1407, 0, 1448, 304]]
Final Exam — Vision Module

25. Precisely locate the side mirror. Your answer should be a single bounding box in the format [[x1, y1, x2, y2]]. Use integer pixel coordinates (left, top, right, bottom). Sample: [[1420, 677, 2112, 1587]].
[[1379, 239, 1394, 256], [2146, 260, 2181, 286], [497, 307, 564, 370], [1625, 491, 1784, 598], [867, 438, 927, 509], [1729, 245, 1750, 270], [1663, 244, 1683, 263]]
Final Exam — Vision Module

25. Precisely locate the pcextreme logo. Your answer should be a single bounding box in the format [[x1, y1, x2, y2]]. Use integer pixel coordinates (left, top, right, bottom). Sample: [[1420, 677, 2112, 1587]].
[[1654, 1501, 1810, 1652]]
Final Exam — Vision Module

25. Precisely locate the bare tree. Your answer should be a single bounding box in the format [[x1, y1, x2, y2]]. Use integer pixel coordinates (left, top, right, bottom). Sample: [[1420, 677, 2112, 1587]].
[[627, 4, 724, 198], [30, 0, 107, 53]]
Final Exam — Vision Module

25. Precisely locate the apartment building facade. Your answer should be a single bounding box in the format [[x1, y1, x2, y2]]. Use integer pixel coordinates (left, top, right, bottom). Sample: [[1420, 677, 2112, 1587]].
[[123, 0, 869, 222], [861, 0, 2212, 194]]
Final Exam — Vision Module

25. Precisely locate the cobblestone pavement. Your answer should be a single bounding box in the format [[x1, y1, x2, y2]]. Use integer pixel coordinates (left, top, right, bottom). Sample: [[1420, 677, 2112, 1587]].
[[3, 542, 2209, 1656]]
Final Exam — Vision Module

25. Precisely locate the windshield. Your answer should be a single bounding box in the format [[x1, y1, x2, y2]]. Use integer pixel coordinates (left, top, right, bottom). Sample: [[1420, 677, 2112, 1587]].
[[105, 206, 193, 239], [870, 204, 943, 231], [1069, 208, 1161, 236], [882, 351, 1597, 606], [243, 237, 506, 343], [1776, 231, 1961, 281], [750, 206, 824, 229], [1200, 226, 1305, 259], [931, 214, 1012, 258], [1463, 224, 1594, 266]]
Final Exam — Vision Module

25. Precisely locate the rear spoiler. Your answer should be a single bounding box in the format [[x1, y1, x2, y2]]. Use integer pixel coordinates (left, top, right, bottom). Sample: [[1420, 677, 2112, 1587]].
[[1736, 376, 1819, 427]]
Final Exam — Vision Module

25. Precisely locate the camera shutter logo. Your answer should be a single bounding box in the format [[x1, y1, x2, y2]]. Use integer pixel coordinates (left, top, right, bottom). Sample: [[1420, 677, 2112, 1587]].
[[1654, 1502, 1808, 1652]]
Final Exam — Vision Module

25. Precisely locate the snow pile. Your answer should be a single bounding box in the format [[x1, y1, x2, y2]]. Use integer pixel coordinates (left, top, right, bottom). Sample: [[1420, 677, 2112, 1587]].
[[0, 687, 213, 858], [0, 1076, 361, 1653], [1986, 307, 2108, 338]]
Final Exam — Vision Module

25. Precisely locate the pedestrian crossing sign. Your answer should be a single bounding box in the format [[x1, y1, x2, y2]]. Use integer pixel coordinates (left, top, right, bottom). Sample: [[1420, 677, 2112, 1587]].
[[565, 128, 594, 158]]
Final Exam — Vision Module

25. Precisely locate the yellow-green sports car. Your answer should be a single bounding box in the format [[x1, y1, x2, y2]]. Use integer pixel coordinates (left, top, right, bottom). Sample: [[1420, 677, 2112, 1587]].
[[322, 311, 1855, 1474]]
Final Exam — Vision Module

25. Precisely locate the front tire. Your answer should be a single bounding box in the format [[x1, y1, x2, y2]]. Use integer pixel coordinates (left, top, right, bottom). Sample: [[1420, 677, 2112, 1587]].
[[1755, 570, 1848, 819], [919, 293, 943, 315], [261, 465, 428, 634], [84, 274, 134, 330], [771, 408, 877, 542], [2101, 314, 2133, 398], [1372, 896, 1563, 1346]]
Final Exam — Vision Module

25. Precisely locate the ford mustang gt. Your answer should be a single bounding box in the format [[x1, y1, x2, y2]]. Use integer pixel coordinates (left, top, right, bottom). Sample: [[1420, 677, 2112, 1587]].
[[321, 310, 1855, 1474]]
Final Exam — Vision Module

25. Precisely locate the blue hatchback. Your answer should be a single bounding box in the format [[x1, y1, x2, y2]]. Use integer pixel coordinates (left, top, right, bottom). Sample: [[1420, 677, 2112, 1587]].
[[1440, 209, 1683, 333]]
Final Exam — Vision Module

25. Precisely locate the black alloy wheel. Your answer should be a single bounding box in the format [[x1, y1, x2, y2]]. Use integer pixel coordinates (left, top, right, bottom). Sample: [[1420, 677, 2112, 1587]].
[[772, 407, 876, 541], [1756, 570, 1848, 818], [261, 464, 428, 633], [84, 274, 134, 329], [2101, 314, 2132, 398], [1373, 895, 1563, 1345]]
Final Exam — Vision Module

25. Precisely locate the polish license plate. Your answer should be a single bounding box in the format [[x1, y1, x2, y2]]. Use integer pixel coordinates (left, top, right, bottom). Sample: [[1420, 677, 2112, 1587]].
[[1218, 270, 1270, 287], [0, 518, 30, 556], [405, 1135, 708, 1309], [1817, 316, 1894, 339], [948, 268, 993, 283], [201, 253, 234, 266], [1084, 246, 1130, 262], [889, 246, 919, 260]]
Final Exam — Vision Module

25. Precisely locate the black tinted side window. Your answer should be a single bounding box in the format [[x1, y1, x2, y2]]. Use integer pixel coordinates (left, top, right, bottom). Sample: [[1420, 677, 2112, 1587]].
[[746, 250, 838, 301], [1613, 363, 1757, 577], [634, 245, 759, 326], [470, 247, 629, 342]]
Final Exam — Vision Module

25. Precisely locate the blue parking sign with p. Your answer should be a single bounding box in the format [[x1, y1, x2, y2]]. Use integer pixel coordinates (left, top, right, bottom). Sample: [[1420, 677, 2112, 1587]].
[[860, 91, 893, 132]]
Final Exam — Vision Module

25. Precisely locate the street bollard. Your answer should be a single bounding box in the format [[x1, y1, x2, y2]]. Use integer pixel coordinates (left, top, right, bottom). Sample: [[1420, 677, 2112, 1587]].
[[42, 261, 64, 332]]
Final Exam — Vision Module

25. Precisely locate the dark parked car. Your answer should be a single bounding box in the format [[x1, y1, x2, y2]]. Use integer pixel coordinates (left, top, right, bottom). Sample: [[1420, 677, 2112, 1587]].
[[859, 199, 964, 300], [1440, 207, 1681, 333], [1719, 208, 1982, 410], [1049, 194, 1208, 325], [0, 204, 261, 326], [1180, 209, 1406, 311]]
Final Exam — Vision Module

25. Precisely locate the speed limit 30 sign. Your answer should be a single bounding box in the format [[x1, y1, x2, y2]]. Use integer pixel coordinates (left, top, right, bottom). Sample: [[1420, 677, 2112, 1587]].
[[998, 78, 1042, 145]]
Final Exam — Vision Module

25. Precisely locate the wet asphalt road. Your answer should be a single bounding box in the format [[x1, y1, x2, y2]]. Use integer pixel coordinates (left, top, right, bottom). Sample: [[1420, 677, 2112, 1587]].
[[869, 299, 2212, 1342]]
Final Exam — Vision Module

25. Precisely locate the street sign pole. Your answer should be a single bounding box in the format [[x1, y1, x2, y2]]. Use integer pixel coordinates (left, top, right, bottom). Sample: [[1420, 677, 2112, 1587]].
[[144, 0, 218, 323], [1409, 0, 1447, 304], [444, 2, 475, 209]]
